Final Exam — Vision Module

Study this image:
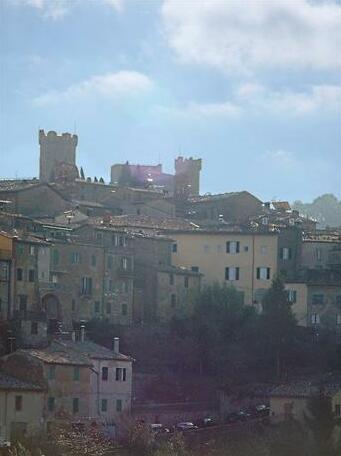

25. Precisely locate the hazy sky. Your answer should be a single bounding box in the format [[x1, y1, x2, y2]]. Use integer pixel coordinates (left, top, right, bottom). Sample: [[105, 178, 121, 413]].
[[1, 0, 340, 202]]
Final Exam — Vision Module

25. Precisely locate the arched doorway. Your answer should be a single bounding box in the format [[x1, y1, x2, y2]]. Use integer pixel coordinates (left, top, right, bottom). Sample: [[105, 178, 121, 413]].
[[41, 294, 62, 333]]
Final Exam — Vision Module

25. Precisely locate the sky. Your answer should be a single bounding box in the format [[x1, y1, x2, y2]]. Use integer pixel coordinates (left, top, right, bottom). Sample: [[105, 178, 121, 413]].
[[1, 0, 341, 203]]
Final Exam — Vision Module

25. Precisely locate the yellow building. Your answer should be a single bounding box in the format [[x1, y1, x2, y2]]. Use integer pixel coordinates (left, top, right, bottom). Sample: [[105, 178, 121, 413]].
[[285, 282, 308, 326], [270, 380, 341, 423], [0, 372, 45, 442], [167, 230, 278, 306]]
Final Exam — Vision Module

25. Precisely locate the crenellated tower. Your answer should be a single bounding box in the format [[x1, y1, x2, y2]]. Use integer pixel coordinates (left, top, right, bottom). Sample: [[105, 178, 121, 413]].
[[39, 129, 78, 183], [174, 156, 202, 197]]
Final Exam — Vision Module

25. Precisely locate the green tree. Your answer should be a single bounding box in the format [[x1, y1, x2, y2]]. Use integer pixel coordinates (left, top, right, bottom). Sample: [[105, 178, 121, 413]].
[[261, 275, 297, 379], [305, 390, 339, 456]]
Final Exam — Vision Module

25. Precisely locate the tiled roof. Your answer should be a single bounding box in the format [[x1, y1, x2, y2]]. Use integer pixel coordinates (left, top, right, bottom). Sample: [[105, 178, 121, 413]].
[[271, 378, 341, 398], [0, 371, 44, 391], [20, 343, 92, 367], [19, 339, 133, 366], [89, 215, 199, 231], [188, 191, 261, 204], [57, 340, 133, 362], [0, 179, 39, 192]]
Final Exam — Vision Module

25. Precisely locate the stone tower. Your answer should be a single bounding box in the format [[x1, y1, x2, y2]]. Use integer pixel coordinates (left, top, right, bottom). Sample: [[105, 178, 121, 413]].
[[174, 156, 202, 197], [39, 130, 78, 183]]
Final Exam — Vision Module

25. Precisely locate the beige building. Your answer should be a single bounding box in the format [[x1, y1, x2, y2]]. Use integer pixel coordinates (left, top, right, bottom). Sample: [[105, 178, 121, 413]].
[[156, 266, 201, 322], [0, 372, 45, 442], [167, 230, 279, 306], [270, 380, 341, 423], [1, 336, 133, 433], [285, 282, 308, 327]]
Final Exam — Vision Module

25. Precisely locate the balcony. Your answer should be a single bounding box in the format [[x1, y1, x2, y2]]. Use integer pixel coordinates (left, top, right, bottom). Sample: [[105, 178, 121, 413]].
[[39, 281, 64, 293], [13, 309, 47, 322], [328, 248, 341, 269]]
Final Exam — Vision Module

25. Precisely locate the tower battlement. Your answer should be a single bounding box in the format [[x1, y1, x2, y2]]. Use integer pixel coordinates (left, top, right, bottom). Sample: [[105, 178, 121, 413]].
[[39, 130, 78, 183], [39, 129, 78, 147], [174, 156, 202, 196]]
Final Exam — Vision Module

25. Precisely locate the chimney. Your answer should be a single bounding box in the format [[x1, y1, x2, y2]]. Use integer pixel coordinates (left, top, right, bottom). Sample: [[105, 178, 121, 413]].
[[80, 325, 85, 343], [113, 337, 120, 353]]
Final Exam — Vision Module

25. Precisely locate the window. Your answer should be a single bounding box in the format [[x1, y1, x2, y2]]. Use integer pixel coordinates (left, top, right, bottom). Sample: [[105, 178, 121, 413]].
[[48, 397, 55, 412], [17, 268, 23, 281], [191, 266, 199, 273], [102, 367, 108, 381], [48, 365, 56, 380], [260, 246, 268, 255], [335, 404, 341, 417], [280, 247, 292, 260], [29, 245, 35, 255], [15, 395, 23, 412], [244, 246, 249, 252], [261, 216, 269, 226], [122, 304, 128, 316], [337, 315, 341, 325], [225, 267, 240, 281], [52, 274, 58, 284], [94, 301, 100, 313], [18, 295, 27, 312], [122, 257, 128, 270], [312, 294, 324, 305], [116, 399, 122, 412], [73, 367, 80, 381], [316, 248, 322, 261], [184, 276, 189, 288], [71, 252, 81, 264], [113, 234, 119, 246], [72, 398, 79, 414], [28, 269, 35, 282], [101, 399, 108, 412], [31, 322, 38, 335], [107, 255, 113, 270], [52, 249, 59, 266], [311, 313, 320, 324], [287, 289, 297, 303], [0, 262, 9, 281], [106, 302, 111, 314], [122, 281, 129, 293], [119, 236, 127, 247], [17, 244, 25, 255], [170, 294, 176, 308], [96, 232, 103, 241], [91, 255, 97, 267], [256, 267, 271, 280], [81, 277, 92, 295], [169, 273, 174, 285], [226, 241, 240, 254], [116, 368, 126, 382], [172, 243, 177, 253]]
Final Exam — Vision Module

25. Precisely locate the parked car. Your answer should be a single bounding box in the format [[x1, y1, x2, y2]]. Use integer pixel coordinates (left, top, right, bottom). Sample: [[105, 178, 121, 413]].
[[255, 404, 270, 417], [225, 410, 251, 424], [194, 417, 216, 427], [176, 422, 198, 431]]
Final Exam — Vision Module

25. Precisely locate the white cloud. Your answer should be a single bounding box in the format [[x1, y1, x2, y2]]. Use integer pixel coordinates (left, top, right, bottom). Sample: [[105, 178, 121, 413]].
[[33, 71, 153, 106], [236, 83, 341, 115], [102, 0, 124, 12], [156, 100, 241, 120], [8, 0, 123, 19], [162, 0, 341, 73]]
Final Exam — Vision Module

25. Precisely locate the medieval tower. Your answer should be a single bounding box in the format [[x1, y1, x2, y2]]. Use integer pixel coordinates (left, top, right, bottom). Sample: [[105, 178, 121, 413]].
[[39, 129, 78, 183], [174, 156, 202, 197]]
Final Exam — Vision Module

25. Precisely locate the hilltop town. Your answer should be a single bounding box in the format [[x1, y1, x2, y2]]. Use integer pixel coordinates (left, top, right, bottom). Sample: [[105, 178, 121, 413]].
[[1, 130, 341, 452]]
